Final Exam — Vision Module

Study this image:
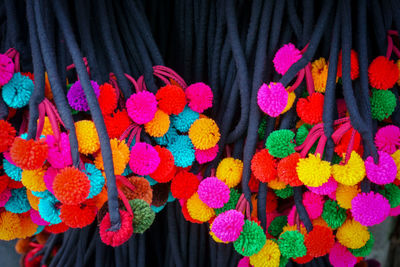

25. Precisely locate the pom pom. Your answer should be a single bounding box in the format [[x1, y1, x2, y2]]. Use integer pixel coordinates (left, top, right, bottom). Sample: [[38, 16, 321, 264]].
[[38, 198, 61, 224], [368, 56, 399, 90], [211, 210, 244, 242], [336, 184, 360, 209], [0, 175, 9, 195], [4, 187, 30, 214], [268, 216, 287, 237], [297, 154, 331, 187], [43, 167, 57, 194], [322, 200, 347, 229], [0, 188, 11, 207], [392, 150, 400, 180], [336, 219, 370, 249], [149, 146, 175, 183], [167, 135, 195, 168], [144, 109, 170, 137], [216, 157, 244, 187], [46, 133, 72, 169], [307, 176, 338, 195], [281, 91, 296, 114], [171, 106, 199, 132], [215, 188, 241, 215], [26, 190, 40, 210], [198, 177, 230, 208], [53, 167, 91, 205], [126, 91, 157, 124], [296, 93, 324, 124], [129, 199, 155, 233], [379, 184, 400, 208], [0, 54, 14, 86], [10, 138, 48, 170], [337, 50, 360, 80], [268, 178, 286, 190], [251, 149, 277, 183], [60, 201, 97, 228], [185, 82, 213, 113], [349, 232, 374, 257], [186, 193, 215, 222], [234, 220, 266, 256], [21, 167, 46, 192], [151, 182, 170, 207], [249, 239, 281, 267], [365, 151, 397, 185], [302, 191, 324, 219], [375, 125, 400, 154], [2, 72, 34, 108], [98, 83, 118, 115], [99, 210, 133, 247], [45, 222, 69, 234], [311, 58, 328, 92], [156, 84, 186, 115], [129, 142, 160, 175], [75, 120, 100, 155], [305, 225, 335, 257], [296, 124, 312, 145], [332, 151, 365, 186], [351, 192, 390, 226], [121, 176, 153, 204], [171, 170, 199, 199], [266, 130, 295, 158], [257, 82, 289, 117], [188, 118, 220, 150], [104, 110, 132, 139], [370, 89, 397, 120], [237, 257, 250, 267], [83, 163, 105, 199], [30, 209, 48, 226], [274, 186, 294, 199], [273, 43, 302, 75], [0, 211, 21, 240], [329, 243, 357, 267], [277, 153, 302, 186], [154, 126, 178, 146], [195, 145, 218, 164], [95, 138, 130, 176], [0, 120, 16, 152], [67, 80, 100, 111], [3, 158, 22, 181], [278, 230, 307, 259]]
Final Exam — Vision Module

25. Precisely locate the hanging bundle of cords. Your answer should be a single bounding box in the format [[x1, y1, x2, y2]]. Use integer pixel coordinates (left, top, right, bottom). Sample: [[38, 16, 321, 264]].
[[1, 0, 400, 266]]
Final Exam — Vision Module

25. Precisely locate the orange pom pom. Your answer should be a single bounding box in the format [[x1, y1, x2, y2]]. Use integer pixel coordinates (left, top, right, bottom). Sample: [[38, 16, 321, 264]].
[[277, 153, 303, 186], [0, 120, 16, 153], [53, 167, 91, 205], [98, 83, 118, 115], [60, 201, 97, 228], [335, 130, 361, 156], [304, 225, 335, 257], [15, 238, 31, 254], [251, 149, 277, 182], [45, 222, 69, 234], [368, 56, 399, 90], [181, 200, 203, 224], [10, 138, 48, 170], [156, 84, 187, 115], [296, 93, 324, 125], [149, 146, 175, 183]]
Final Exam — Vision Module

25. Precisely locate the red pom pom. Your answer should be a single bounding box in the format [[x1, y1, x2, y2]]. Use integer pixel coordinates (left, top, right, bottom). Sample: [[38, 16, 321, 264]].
[[292, 254, 313, 264], [248, 174, 260, 192], [60, 200, 97, 228], [104, 110, 132, 139], [304, 225, 335, 257], [251, 149, 277, 182], [368, 56, 399, 90], [296, 93, 324, 125], [0, 175, 9, 193], [171, 170, 199, 199], [266, 190, 278, 213], [99, 210, 133, 247], [0, 120, 16, 153], [53, 167, 91, 205], [149, 146, 176, 183], [334, 129, 361, 156], [181, 200, 203, 224], [277, 152, 303, 186], [45, 222, 69, 234], [10, 138, 48, 170], [7, 178, 23, 189], [98, 83, 118, 115], [155, 84, 187, 115], [337, 50, 360, 80]]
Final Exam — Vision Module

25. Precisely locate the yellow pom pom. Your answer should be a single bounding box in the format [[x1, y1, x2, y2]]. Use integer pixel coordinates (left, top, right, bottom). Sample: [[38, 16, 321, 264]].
[[391, 150, 400, 180], [336, 219, 370, 249], [313, 217, 328, 227], [216, 157, 243, 188], [40, 116, 54, 135], [187, 193, 215, 222], [268, 178, 286, 190], [250, 239, 281, 267], [281, 91, 296, 114], [209, 223, 228, 243], [17, 215, 38, 239], [94, 138, 130, 175], [144, 109, 170, 137], [296, 154, 331, 187], [282, 224, 307, 236], [336, 184, 360, 209], [75, 120, 100, 155], [332, 151, 365, 186], [189, 118, 220, 150], [26, 190, 40, 211], [0, 211, 21, 241], [22, 167, 47, 192], [312, 58, 328, 93]]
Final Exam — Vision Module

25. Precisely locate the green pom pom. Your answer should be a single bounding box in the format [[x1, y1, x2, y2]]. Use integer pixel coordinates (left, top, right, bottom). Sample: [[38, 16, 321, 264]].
[[233, 220, 266, 256], [379, 184, 400, 208], [278, 230, 307, 258], [371, 89, 396, 121], [215, 188, 240, 215], [129, 199, 156, 233], [322, 200, 347, 229], [349, 232, 374, 257], [274, 186, 294, 199], [279, 256, 289, 267], [258, 116, 268, 140], [332, 153, 342, 164], [268, 216, 287, 237], [296, 124, 312, 145], [266, 129, 296, 158]]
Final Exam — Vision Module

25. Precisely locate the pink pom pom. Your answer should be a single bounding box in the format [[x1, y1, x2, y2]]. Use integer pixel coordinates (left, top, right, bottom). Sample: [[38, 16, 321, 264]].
[[365, 151, 397, 185], [303, 191, 324, 219], [237, 257, 251, 267], [30, 209, 49, 226], [307, 177, 338, 195], [46, 133, 72, 169], [257, 82, 288, 117], [198, 177, 230, 208], [185, 82, 213, 113], [129, 142, 160, 175], [273, 43, 302, 75], [0, 188, 11, 207], [375, 125, 400, 154], [44, 167, 58, 194], [195, 145, 219, 164], [211, 210, 245, 242], [126, 91, 157, 124], [390, 205, 400, 216], [0, 54, 14, 86], [99, 210, 133, 247], [351, 192, 390, 226], [329, 242, 357, 267]]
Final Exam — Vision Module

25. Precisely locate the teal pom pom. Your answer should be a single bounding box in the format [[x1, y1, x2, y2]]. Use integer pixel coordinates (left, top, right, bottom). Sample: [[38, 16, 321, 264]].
[[34, 225, 45, 235], [266, 129, 296, 158], [167, 192, 175, 202], [233, 220, 266, 256], [145, 175, 158, 186], [322, 200, 347, 229], [4, 188, 31, 213], [38, 198, 61, 224], [154, 126, 179, 145], [83, 163, 105, 199], [31, 190, 54, 200], [268, 216, 288, 237], [274, 186, 293, 199], [349, 232, 374, 257], [3, 158, 22, 181], [2, 73, 34, 108], [379, 184, 400, 208], [278, 230, 307, 258], [130, 199, 156, 233], [151, 204, 166, 213], [167, 135, 195, 167], [215, 188, 240, 215], [171, 106, 199, 132], [122, 165, 133, 176]]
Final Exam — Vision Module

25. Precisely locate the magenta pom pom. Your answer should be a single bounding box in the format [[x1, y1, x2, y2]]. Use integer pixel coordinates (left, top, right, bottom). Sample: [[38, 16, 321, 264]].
[[43, 167, 57, 194], [46, 133, 72, 169], [351, 192, 390, 226], [129, 142, 160, 175], [375, 125, 400, 154], [365, 151, 397, 185], [303, 191, 324, 219], [273, 43, 302, 75], [0, 54, 14, 86], [185, 82, 213, 113], [30, 209, 49, 226], [211, 210, 245, 242], [329, 242, 357, 267], [390, 205, 400, 216], [0, 188, 11, 207], [126, 91, 158, 124], [257, 82, 288, 117], [307, 177, 338, 195], [237, 257, 250, 267], [198, 177, 230, 208], [195, 145, 219, 164], [67, 80, 100, 111]]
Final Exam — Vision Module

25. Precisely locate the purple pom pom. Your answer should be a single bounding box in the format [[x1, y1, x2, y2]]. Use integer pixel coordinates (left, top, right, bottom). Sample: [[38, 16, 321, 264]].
[[211, 210, 244, 242], [198, 177, 230, 208], [365, 151, 397, 185], [67, 80, 100, 111]]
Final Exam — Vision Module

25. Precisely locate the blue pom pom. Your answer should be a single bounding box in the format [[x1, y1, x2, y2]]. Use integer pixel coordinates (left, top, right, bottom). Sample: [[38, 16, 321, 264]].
[[151, 204, 166, 213], [83, 163, 105, 199], [122, 165, 133, 176], [168, 135, 195, 168], [35, 225, 45, 235], [31, 190, 54, 200], [154, 126, 179, 145], [171, 106, 199, 132], [38, 198, 61, 224], [2, 72, 34, 108], [145, 175, 158, 186], [3, 158, 22, 181], [5, 188, 31, 213], [167, 192, 175, 202]]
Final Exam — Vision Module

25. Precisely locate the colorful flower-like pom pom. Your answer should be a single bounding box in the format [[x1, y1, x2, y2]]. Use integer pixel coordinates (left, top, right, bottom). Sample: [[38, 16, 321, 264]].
[[215, 188, 241, 215], [0, 120, 16, 153], [278, 230, 307, 259], [234, 220, 266, 257], [3, 158, 22, 181], [60, 201, 97, 228], [171, 106, 199, 132], [249, 239, 281, 267], [305, 225, 335, 257], [95, 138, 130, 176], [104, 110, 132, 139], [144, 109, 170, 138], [337, 50, 360, 80], [336, 219, 370, 249], [198, 177, 230, 208], [322, 200, 347, 229], [335, 184, 359, 209], [329, 242, 357, 267], [188, 118, 220, 150], [46, 133, 72, 169], [0, 54, 14, 86], [167, 135, 195, 168], [171, 170, 199, 199], [211, 210, 244, 242], [195, 144, 218, 164], [216, 157, 243, 188], [126, 91, 157, 124], [351, 191, 390, 226], [4, 187, 30, 214], [251, 149, 277, 183], [98, 83, 118, 115], [10, 138, 48, 170], [375, 125, 400, 154], [266, 129, 295, 158], [129, 142, 160, 175], [370, 89, 397, 121], [53, 167, 91, 205], [302, 191, 324, 219], [38, 197, 61, 224], [392, 150, 400, 180], [332, 151, 365, 186], [185, 82, 213, 113], [273, 43, 302, 75], [154, 126, 178, 146], [75, 120, 100, 155], [99, 210, 133, 247], [129, 199, 155, 234], [186, 192, 215, 222], [307, 176, 338, 195], [368, 56, 399, 90], [156, 84, 186, 115], [349, 231, 374, 257], [67, 80, 100, 111], [82, 163, 105, 199], [257, 83, 288, 117], [268, 216, 287, 238], [296, 92, 324, 125], [21, 167, 46, 192], [2, 72, 34, 108], [121, 176, 153, 204], [296, 154, 331, 187], [149, 146, 175, 183], [311, 58, 328, 92], [277, 152, 303, 186], [379, 184, 400, 208], [365, 151, 397, 185]]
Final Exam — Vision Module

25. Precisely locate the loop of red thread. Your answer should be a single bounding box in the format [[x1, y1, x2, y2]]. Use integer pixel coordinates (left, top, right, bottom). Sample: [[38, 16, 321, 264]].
[[305, 63, 315, 95], [295, 124, 324, 152], [154, 72, 171, 85], [44, 100, 61, 141], [299, 128, 324, 158], [331, 121, 352, 144], [392, 45, 400, 58], [388, 30, 399, 36], [387, 35, 394, 59], [288, 69, 305, 92], [300, 43, 309, 54], [36, 102, 46, 140], [127, 127, 139, 148], [119, 123, 138, 141], [124, 73, 140, 93], [344, 129, 356, 164], [137, 76, 147, 92], [117, 187, 133, 217], [44, 99, 65, 128], [135, 127, 142, 144], [314, 135, 327, 156], [66, 57, 90, 77], [153, 66, 187, 89], [108, 74, 122, 102], [225, 145, 232, 158], [210, 168, 216, 177], [5, 48, 20, 72]]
